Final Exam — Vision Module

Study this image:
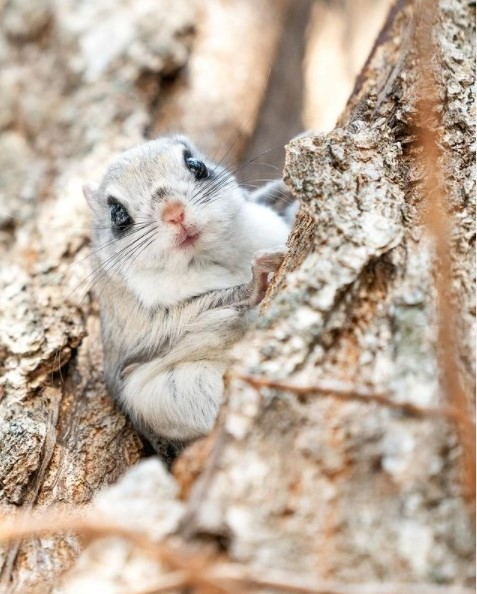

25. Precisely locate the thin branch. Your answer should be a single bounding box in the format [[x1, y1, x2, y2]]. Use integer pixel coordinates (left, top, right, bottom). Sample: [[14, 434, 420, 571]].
[[137, 572, 475, 594], [127, 572, 188, 594], [413, 0, 476, 502], [0, 512, 175, 565], [207, 564, 475, 594], [179, 425, 229, 540], [0, 511, 229, 594], [0, 510, 473, 594], [237, 373, 471, 424]]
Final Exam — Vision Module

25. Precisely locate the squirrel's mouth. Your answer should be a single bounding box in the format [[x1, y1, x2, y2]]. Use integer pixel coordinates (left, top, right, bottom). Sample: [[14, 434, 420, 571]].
[[176, 226, 200, 248]]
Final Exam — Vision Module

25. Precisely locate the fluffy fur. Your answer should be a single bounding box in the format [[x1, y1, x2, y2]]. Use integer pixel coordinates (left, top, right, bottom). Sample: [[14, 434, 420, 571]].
[[84, 135, 293, 454]]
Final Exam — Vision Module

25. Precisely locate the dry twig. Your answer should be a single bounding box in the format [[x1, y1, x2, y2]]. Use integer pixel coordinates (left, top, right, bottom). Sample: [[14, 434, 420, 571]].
[[237, 373, 471, 424], [413, 0, 476, 502], [128, 572, 188, 594], [0, 510, 473, 594]]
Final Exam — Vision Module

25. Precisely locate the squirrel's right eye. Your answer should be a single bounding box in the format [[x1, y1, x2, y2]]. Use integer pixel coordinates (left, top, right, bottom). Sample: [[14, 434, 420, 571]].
[[109, 200, 132, 230]]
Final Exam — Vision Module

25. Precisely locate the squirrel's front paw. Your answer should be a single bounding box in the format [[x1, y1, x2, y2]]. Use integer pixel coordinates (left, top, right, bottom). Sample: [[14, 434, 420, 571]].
[[252, 246, 287, 274], [249, 246, 287, 305]]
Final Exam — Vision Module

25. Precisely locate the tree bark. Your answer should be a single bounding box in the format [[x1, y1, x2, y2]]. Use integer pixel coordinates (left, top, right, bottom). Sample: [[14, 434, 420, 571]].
[[179, 0, 475, 584], [0, 0, 474, 592]]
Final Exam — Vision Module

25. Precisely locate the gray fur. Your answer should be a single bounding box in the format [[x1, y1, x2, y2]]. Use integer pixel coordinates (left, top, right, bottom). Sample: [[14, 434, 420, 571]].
[[85, 135, 294, 460], [250, 179, 298, 224]]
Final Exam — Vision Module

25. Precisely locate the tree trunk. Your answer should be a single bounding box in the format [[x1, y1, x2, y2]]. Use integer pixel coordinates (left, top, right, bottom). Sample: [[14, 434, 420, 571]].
[[178, 0, 475, 586], [178, 0, 475, 584], [0, 0, 474, 592]]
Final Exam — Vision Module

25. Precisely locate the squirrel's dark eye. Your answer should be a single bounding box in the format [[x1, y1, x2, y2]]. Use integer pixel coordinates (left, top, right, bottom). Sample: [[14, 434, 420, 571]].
[[109, 199, 132, 231], [185, 156, 209, 180]]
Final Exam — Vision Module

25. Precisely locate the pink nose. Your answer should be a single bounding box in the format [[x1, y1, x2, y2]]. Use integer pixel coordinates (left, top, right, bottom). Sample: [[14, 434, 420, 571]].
[[162, 202, 185, 225]]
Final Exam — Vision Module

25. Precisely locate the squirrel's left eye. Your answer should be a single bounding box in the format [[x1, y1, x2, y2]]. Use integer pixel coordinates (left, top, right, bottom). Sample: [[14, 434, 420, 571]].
[[109, 199, 132, 230], [185, 157, 209, 180]]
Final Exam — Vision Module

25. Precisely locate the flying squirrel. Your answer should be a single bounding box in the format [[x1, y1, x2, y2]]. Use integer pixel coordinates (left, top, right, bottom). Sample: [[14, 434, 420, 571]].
[[83, 135, 297, 463]]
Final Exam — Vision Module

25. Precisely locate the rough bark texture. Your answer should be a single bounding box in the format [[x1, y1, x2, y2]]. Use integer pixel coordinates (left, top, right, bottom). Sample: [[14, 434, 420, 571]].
[[180, 0, 475, 583], [0, 0, 475, 592]]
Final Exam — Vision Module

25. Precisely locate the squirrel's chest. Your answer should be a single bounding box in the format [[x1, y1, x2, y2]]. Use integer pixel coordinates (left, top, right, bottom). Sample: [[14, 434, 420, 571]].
[[126, 266, 248, 309]]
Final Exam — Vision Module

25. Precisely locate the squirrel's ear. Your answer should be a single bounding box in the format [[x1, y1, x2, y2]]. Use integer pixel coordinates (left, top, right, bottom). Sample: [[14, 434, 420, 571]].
[[83, 184, 98, 210]]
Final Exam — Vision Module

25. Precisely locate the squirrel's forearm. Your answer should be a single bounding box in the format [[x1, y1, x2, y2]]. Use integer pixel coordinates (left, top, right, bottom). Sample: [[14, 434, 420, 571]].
[[194, 280, 254, 310]]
